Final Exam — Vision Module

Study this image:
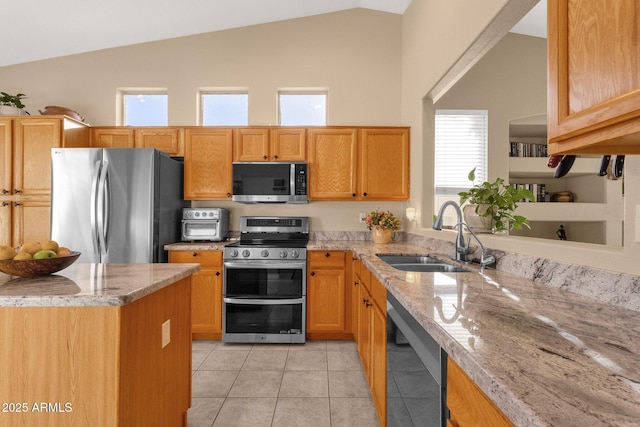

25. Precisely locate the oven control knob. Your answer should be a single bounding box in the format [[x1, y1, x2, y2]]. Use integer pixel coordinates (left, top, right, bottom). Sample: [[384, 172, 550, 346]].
[[290, 250, 300, 259], [280, 250, 288, 258], [261, 249, 270, 258], [242, 249, 251, 258], [229, 249, 238, 258]]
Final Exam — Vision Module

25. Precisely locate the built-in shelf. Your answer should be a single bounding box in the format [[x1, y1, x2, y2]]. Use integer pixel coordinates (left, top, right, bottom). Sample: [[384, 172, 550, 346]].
[[508, 156, 601, 179]]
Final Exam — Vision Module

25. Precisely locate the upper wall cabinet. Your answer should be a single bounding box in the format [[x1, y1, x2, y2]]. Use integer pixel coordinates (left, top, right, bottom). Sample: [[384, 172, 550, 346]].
[[91, 127, 135, 148], [548, 0, 640, 155], [307, 127, 410, 201], [233, 127, 306, 161], [91, 127, 184, 156], [184, 128, 233, 200]]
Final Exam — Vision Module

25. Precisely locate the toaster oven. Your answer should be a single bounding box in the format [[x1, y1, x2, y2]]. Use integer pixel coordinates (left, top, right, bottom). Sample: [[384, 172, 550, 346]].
[[181, 208, 230, 241]]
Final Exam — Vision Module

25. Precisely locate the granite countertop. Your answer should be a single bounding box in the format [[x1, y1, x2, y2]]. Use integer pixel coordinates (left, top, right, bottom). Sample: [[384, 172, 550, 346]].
[[165, 239, 640, 425], [309, 240, 640, 427], [0, 263, 200, 307]]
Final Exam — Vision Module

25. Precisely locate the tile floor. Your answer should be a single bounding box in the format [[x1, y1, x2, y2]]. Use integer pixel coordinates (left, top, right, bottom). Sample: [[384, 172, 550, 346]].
[[188, 340, 380, 427]]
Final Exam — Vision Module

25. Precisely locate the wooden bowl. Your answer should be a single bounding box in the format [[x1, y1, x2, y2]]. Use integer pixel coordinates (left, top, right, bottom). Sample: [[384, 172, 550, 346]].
[[0, 252, 81, 277]]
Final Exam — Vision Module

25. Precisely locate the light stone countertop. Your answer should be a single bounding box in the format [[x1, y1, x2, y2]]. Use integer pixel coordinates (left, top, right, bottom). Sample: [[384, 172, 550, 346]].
[[0, 263, 200, 307], [164, 238, 640, 425]]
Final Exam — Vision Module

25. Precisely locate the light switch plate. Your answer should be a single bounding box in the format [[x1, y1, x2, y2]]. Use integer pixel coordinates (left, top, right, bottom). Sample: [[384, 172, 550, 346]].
[[162, 319, 170, 348], [359, 212, 367, 223]]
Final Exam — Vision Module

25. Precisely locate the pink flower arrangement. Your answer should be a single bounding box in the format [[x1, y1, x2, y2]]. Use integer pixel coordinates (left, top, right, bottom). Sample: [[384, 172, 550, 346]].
[[365, 210, 400, 231]]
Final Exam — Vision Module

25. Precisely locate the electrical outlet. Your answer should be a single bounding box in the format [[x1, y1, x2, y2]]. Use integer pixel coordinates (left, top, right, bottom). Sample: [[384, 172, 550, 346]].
[[162, 319, 170, 348], [359, 212, 367, 223]]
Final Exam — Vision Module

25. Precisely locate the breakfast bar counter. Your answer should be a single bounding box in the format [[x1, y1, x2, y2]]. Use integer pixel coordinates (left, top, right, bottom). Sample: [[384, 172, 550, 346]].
[[0, 263, 200, 427]]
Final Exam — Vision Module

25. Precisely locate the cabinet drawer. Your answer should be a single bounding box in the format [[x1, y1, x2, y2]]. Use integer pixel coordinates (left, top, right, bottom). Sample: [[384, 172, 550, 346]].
[[308, 250, 346, 268], [169, 250, 222, 267]]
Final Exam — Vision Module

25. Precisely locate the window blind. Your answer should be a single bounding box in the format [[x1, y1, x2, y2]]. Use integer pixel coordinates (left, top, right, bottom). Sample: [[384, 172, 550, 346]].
[[434, 110, 488, 196]]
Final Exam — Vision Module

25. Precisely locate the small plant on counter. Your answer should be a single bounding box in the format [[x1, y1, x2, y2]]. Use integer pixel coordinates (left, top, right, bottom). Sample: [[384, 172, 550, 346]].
[[365, 210, 401, 231], [458, 168, 534, 232]]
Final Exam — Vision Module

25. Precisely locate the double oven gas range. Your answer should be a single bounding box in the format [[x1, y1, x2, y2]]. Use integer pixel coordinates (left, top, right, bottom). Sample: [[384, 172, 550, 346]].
[[222, 216, 309, 344]]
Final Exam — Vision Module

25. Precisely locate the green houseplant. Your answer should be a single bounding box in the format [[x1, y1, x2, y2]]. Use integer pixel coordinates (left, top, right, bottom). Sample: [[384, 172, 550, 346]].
[[458, 168, 534, 232], [0, 92, 29, 115]]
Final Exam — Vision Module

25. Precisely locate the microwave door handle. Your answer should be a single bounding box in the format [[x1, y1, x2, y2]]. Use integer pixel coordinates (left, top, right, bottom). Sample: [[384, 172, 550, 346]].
[[223, 298, 304, 305], [290, 163, 295, 195]]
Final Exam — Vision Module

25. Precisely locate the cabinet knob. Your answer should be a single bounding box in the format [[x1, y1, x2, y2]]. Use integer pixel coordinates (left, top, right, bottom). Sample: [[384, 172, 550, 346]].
[[352, 193, 356, 197], [362, 192, 368, 197], [216, 271, 221, 276], [1, 201, 8, 207], [1, 189, 8, 195], [192, 252, 198, 257], [273, 155, 279, 160], [324, 252, 330, 258], [263, 155, 268, 160], [310, 271, 315, 276], [226, 192, 231, 197], [13, 189, 20, 194], [13, 202, 20, 207], [354, 280, 359, 286], [363, 298, 371, 307]]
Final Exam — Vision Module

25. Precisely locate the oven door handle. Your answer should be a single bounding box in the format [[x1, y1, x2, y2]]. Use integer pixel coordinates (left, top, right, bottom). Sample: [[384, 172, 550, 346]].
[[223, 297, 304, 305], [224, 261, 306, 269]]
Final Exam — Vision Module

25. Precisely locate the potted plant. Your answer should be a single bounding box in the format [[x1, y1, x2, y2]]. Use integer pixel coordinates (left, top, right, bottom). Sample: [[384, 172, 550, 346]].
[[365, 210, 400, 243], [0, 92, 29, 115], [458, 168, 534, 233]]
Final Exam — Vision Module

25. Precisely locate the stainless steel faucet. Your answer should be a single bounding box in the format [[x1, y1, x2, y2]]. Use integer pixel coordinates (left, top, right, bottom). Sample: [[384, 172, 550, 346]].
[[433, 201, 471, 262], [433, 201, 495, 271]]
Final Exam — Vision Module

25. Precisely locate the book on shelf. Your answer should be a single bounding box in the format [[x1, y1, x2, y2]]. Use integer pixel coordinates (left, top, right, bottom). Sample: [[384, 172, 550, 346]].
[[509, 142, 548, 158], [512, 183, 547, 202]]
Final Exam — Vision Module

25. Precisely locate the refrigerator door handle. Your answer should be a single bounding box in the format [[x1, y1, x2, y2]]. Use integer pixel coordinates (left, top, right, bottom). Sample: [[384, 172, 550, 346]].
[[89, 160, 102, 257], [97, 159, 109, 256]]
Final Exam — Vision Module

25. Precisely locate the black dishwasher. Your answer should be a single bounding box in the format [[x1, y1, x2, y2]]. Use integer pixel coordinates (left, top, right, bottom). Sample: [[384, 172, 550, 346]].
[[387, 293, 448, 427]]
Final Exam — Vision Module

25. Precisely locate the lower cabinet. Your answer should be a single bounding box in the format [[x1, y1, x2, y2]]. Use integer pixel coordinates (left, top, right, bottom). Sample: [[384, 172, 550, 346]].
[[354, 259, 387, 426], [169, 250, 223, 340], [447, 357, 514, 427]]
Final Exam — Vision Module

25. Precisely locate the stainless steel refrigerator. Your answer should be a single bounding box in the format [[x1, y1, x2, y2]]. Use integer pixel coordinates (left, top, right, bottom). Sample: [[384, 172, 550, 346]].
[[50, 148, 187, 263]]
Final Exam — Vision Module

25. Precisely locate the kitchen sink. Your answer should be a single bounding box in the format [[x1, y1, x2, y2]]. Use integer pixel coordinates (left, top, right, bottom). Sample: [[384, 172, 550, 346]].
[[377, 255, 470, 273]]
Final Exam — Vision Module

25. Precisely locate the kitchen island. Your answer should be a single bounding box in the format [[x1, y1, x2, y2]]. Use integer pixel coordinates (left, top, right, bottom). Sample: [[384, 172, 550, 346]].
[[0, 262, 200, 427]]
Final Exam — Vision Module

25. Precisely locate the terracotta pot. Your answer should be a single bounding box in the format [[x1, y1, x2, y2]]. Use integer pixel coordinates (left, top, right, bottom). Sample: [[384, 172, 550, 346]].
[[372, 226, 392, 244], [463, 204, 494, 233]]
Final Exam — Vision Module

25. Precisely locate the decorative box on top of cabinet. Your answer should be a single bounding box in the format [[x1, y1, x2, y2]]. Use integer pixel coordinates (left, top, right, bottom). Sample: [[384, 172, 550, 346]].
[[547, 0, 640, 155]]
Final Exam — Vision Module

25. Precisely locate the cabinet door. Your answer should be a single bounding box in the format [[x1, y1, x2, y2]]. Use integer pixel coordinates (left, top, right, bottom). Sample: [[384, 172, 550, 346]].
[[307, 268, 346, 333], [134, 128, 184, 156], [370, 276, 387, 424], [13, 118, 62, 197], [91, 128, 135, 148], [184, 128, 233, 200], [12, 198, 51, 247], [360, 128, 409, 200], [308, 128, 358, 200], [169, 250, 223, 340], [0, 119, 12, 196], [0, 200, 11, 246], [270, 128, 306, 161], [234, 128, 270, 161], [548, 0, 640, 155]]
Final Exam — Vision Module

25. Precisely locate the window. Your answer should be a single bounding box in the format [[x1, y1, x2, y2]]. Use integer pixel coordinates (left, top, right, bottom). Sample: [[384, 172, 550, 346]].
[[121, 91, 168, 126], [200, 91, 248, 125], [278, 90, 327, 125], [434, 110, 488, 197]]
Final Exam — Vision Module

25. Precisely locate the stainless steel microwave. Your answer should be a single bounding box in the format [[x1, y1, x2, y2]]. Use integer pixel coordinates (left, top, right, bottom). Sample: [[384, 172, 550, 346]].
[[232, 162, 308, 204]]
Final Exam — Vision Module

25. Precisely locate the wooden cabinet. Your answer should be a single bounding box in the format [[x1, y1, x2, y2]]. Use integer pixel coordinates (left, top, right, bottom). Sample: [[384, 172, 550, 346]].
[[447, 357, 513, 427], [169, 250, 223, 340], [91, 127, 135, 148], [308, 128, 358, 200], [0, 116, 89, 247], [234, 127, 306, 161], [0, 277, 192, 426], [359, 128, 409, 200], [135, 127, 184, 156], [306, 250, 352, 339], [183, 128, 233, 200], [308, 127, 409, 200], [547, 0, 640, 155], [91, 127, 184, 156], [355, 263, 387, 426]]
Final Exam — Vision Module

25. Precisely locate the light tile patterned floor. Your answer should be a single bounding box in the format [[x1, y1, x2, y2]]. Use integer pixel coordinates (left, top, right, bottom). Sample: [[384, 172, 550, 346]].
[[188, 340, 380, 427]]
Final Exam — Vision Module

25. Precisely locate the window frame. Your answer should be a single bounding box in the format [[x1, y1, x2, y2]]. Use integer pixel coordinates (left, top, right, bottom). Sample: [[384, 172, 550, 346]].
[[198, 88, 249, 126], [117, 88, 168, 126], [277, 89, 328, 126]]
